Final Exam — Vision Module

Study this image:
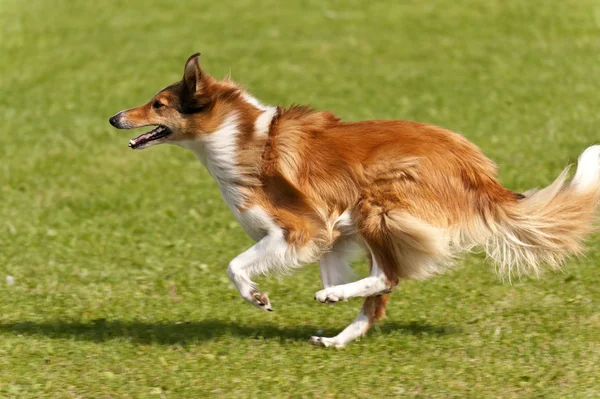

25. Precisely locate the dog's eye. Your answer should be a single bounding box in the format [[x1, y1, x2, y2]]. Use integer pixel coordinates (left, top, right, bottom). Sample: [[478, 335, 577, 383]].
[[152, 101, 164, 109]]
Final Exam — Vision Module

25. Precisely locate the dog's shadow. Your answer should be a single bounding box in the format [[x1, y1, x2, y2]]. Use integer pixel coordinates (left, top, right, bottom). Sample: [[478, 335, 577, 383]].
[[0, 319, 459, 345]]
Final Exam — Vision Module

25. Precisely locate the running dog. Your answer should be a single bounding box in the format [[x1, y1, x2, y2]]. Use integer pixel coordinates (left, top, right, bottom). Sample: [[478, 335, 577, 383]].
[[109, 53, 600, 347]]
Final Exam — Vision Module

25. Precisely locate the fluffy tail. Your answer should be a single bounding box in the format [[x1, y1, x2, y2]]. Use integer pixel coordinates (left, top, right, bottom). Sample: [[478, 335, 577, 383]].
[[483, 145, 600, 278]]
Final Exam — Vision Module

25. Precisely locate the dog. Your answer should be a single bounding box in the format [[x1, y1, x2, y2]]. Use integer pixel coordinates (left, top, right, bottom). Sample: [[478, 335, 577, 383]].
[[109, 53, 600, 347]]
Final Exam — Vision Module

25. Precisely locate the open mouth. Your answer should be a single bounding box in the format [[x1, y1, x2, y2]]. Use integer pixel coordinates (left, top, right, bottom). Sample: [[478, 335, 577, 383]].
[[128, 126, 172, 149]]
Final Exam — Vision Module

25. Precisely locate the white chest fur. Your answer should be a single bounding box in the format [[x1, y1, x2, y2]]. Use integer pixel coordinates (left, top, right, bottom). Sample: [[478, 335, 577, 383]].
[[180, 112, 275, 242]]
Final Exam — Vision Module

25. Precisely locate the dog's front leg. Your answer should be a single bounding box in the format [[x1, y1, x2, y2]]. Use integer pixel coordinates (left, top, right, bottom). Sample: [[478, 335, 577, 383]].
[[228, 233, 303, 311]]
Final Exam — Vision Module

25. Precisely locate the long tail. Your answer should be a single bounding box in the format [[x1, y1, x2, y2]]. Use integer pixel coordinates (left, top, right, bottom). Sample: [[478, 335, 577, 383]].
[[483, 145, 600, 277]]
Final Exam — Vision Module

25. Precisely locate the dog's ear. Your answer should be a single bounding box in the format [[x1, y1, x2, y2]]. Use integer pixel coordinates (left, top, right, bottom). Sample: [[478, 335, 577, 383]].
[[183, 53, 214, 93]]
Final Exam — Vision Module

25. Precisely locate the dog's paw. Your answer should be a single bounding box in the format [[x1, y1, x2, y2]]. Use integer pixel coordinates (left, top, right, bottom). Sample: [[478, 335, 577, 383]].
[[250, 290, 273, 312], [314, 287, 343, 303], [309, 336, 344, 348]]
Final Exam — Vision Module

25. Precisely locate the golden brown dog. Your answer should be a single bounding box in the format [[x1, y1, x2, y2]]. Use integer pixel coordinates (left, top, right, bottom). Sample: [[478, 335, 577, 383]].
[[110, 54, 599, 347]]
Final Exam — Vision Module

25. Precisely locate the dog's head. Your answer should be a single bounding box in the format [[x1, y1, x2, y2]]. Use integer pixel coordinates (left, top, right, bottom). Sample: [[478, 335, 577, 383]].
[[109, 53, 248, 150]]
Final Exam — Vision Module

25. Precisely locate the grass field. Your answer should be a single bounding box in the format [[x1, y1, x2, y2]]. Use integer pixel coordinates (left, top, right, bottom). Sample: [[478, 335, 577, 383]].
[[2, 0, 600, 397]]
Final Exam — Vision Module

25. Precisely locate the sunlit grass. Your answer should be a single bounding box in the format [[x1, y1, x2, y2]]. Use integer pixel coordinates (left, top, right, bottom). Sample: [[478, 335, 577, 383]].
[[1, 0, 599, 397]]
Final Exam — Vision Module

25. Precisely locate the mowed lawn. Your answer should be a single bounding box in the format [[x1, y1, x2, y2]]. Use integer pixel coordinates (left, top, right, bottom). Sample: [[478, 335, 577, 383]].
[[2, 0, 600, 397]]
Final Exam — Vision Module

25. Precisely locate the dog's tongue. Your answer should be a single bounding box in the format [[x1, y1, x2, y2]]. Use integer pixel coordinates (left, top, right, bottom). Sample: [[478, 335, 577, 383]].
[[128, 126, 169, 149], [129, 131, 156, 148]]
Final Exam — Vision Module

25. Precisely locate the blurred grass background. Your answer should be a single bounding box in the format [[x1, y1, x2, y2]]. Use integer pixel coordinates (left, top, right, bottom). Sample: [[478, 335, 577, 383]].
[[1, 0, 600, 397]]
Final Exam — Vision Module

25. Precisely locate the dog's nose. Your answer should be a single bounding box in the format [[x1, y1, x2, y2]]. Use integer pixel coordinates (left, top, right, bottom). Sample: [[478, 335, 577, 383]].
[[109, 113, 121, 127]]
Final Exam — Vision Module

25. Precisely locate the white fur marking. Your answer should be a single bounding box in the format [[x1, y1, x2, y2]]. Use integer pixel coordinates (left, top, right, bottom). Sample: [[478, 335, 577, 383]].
[[227, 216, 320, 307], [572, 145, 600, 193], [254, 107, 278, 136], [179, 114, 245, 214], [231, 205, 321, 277], [333, 210, 354, 232], [319, 250, 355, 288], [318, 240, 358, 288], [310, 311, 371, 348], [315, 252, 389, 302], [197, 114, 241, 185], [241, 92, 269, 112], [241, 92, 276, 136]]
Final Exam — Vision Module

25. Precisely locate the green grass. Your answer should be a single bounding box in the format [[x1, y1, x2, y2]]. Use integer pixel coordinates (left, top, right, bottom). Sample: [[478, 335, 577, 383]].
[[2, 0, 600, 397]]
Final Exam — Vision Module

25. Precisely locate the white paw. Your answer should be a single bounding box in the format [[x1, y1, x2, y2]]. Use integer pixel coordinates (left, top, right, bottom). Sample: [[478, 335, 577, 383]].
[[309, 336, 345, 348], [253, 290, 273, 312], [243, 290, 273, 312], [314, 287, 344, 303]]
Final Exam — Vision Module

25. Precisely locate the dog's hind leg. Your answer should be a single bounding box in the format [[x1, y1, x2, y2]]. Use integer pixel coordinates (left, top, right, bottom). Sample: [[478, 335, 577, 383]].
[[309, 294, 389, 348], [318, 239, 358, 288], [314, 248, 392, 303], [310, 242, 395, 347], [315, 207, 452, 304]]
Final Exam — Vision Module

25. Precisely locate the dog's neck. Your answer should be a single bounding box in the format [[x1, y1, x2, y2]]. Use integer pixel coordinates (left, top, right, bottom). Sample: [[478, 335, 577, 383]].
[[179, 94, 277, 210]]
